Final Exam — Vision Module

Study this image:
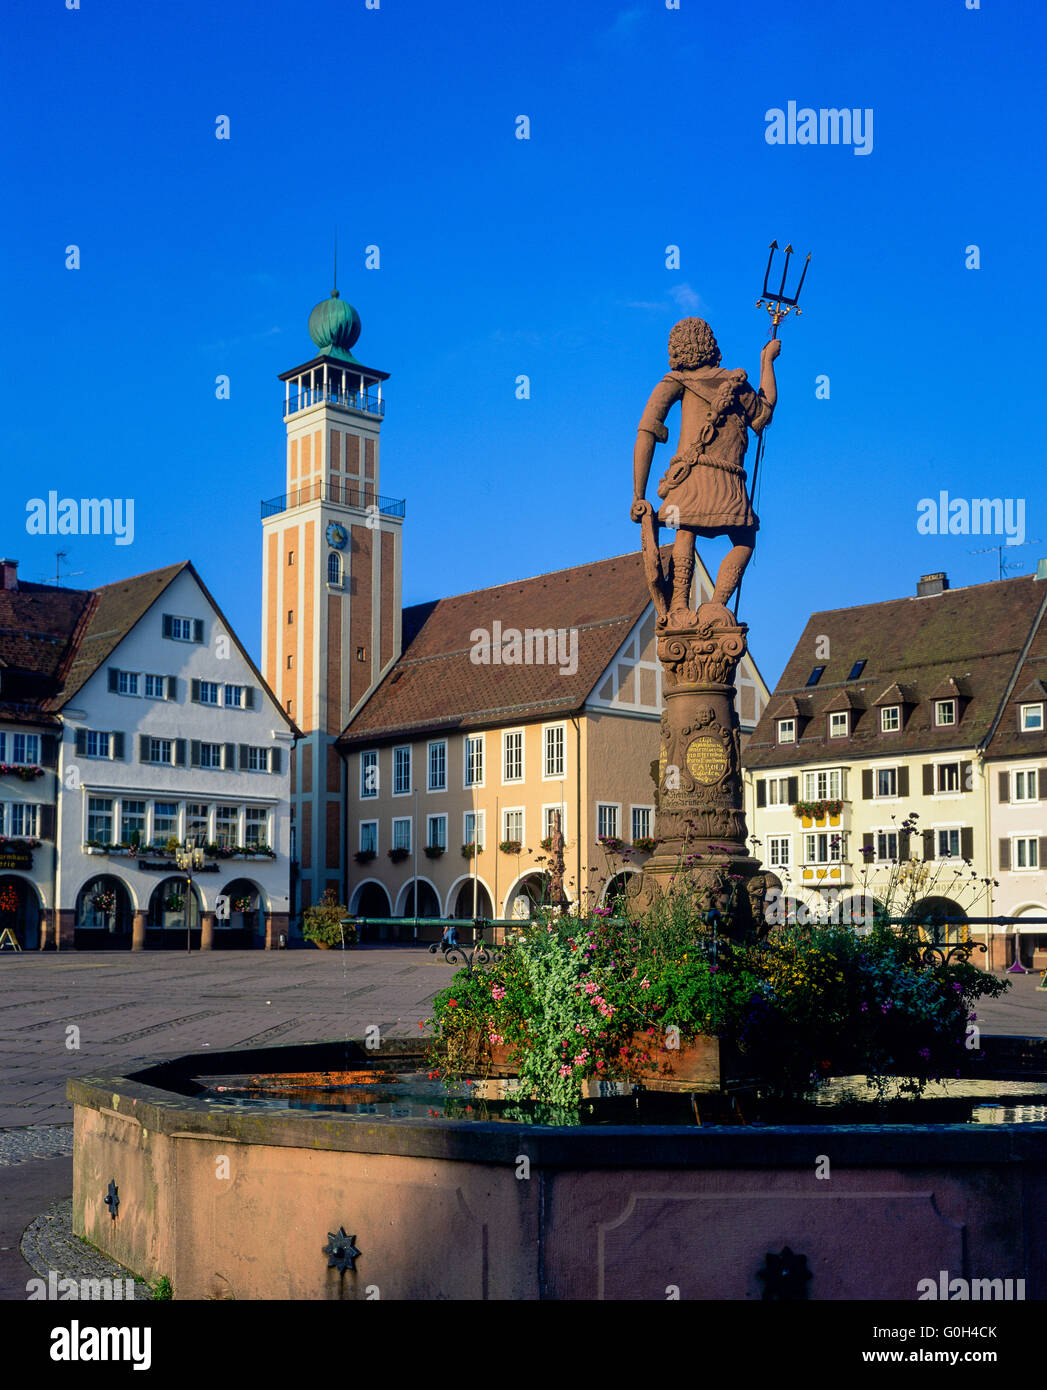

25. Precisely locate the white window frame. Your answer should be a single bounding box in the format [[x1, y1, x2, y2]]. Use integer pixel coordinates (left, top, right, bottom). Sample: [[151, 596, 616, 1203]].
[[874, 828, 899, 863], [117, 670, 140, 697], [804, 831, 844, 865], [152, 802, 180, 843], [360, 750, 378, 799], [1020, 703, 1044, 732], [9, 733, 41, 765], [87, 796, 113, 843], [427, 740, 447, 793], [144, 674, 167, 700], [223, 684, 245, 708], [828, 711, 848, 739], [391, 816, 412, 851], [502, 728, 524, 784], [463, 734, 485, 789], [802, 768, 845, 801], [1012, 768, 1040, 803], [85, 730, 112, 760], [935, 699, 957, 727], [630, 804, 654, 843], [765, 777, 791, 807], [935, 761, 961, 795], [168, 616, 193, 642], [464, 809, 486, 851], [147, 737, 174, 766], [359, 820, 378, 855], [392, 746, 412, 797], [1013, 835, 1040, 870], [880, 705, 900, 732], [935, 826, 961, 859], [542, 723, 566, 780], [767, 835, 791, 869], [874, 766, 898, 800], [199, 682, 220, 706], [542, 804, 568, 840], [596, 802, 621, 840], [502, 807, 525, 844], [426, 813, 447, 850], [777, 718, 796, 744]]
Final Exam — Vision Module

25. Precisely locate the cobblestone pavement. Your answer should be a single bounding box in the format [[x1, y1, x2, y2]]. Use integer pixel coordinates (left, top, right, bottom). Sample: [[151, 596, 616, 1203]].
[[0, 1126, 75, 1167], [20, 1198, 152, 1300], [0, 945, 451, 1127]]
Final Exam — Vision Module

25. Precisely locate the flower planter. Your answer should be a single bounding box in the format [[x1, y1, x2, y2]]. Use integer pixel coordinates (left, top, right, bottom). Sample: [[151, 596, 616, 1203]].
[[801, 816, 813, 829], [478, 1032, 753, 1093], [814, 815, 827, 828], [829, 813, 841, 826]]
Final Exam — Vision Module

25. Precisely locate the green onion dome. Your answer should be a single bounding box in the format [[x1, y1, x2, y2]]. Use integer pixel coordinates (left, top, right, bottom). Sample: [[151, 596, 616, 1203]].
[[307, 290, 362, 363]]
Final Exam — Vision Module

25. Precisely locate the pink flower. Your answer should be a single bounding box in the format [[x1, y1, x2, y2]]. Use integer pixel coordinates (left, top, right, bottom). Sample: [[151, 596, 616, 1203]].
[[640, 978, 650, 990], [491, 984, 506, 1001], [558, 1065, 571, 1077]]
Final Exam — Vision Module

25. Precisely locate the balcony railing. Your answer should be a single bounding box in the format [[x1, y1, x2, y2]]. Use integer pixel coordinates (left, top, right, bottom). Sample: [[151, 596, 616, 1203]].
[[261, 482, 406, 520], [284, 386, 385, 418]]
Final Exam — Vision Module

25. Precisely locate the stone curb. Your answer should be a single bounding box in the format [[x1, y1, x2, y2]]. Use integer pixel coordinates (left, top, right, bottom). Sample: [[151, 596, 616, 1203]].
[[20, 1197, 153, 1300]]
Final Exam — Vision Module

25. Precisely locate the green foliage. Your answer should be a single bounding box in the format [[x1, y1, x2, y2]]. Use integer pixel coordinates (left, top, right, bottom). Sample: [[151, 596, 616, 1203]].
[[426, 904, 1007, 1106], [150, 1275, 173, 1301], [303, 888, 356, 947]]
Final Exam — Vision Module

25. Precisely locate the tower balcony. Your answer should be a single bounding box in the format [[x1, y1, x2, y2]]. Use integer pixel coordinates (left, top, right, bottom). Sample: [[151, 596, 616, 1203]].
[[284, 385, 385, 420], [261, 481, 405, 520]]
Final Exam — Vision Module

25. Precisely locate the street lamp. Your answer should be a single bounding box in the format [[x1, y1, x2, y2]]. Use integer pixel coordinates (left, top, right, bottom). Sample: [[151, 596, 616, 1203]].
[[175, 840, 205, 954]]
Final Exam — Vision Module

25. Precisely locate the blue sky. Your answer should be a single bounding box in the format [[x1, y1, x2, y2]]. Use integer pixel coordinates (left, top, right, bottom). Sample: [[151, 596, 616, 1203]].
[[3, 0, 1043, 687]]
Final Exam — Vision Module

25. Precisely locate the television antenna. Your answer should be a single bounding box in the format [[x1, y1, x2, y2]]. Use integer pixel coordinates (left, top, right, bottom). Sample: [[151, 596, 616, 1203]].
[[53, 552, 85, 586], [969, 540, 1040, 581]]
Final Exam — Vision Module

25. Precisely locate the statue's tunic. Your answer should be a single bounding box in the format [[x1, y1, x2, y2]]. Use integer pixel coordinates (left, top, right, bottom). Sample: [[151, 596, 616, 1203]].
[[637, 367, 773, 532]]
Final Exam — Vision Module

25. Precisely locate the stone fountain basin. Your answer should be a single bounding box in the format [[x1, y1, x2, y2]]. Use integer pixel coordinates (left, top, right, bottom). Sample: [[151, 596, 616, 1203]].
[[69, 1038, 1047, 1301]]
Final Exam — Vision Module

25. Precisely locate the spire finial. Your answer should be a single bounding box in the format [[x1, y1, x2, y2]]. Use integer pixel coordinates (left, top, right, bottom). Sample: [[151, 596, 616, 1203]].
[[332, 227, 339, 299]]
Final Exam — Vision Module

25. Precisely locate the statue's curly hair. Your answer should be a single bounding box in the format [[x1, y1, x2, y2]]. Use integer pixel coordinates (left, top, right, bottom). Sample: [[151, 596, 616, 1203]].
[[668, 317, 721, 370]]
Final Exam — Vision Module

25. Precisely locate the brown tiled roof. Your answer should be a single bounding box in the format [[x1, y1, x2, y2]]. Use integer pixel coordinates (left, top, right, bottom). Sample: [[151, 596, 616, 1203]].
[[0, 579, 94, 720], [745, 575, 1047, 769], [339, 550, 656, 746], [984, 594, 1047, 760]]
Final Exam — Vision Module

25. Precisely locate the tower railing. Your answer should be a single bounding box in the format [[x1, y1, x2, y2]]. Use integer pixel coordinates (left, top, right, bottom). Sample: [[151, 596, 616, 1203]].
[[261, 482, 406, 519], [284, 386, 385, 418]]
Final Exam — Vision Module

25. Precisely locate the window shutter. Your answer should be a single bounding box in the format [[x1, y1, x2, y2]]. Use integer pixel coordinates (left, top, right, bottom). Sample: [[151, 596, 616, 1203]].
[[922, 763, 934, 796], [922, 829, 934, 860], [174, 739, 187, 767], [38, 734, 56, 768], [756, 779, 766, 808], [960, 760, 972, 792], [224, 742, 235, 771], [162, 614, 173, 638], [1040, 836, 1047, 869], [999, 839, 1011, 871], [960, 826, 974, 859], [239, 743, 250, 770], [191, 679, 201, 702], [190, 740, 201, 767], [786, 776, 798, 804], [899, 829, 912, 861], [108, 668, 119, 692], [861, 769, 873, 799], [75, 728, 87, 755], [270, 748, 282, 775], [997, 771, 1009, 803], [244, 686, 255, 710], [167, 676, 178, 701], [862, 832, 874, 855], [193, 618, 204, 644], [898, 765, 909, 797], [39, 805, 55, 839], [139, 734, 149, 762], [112, 732, 125, 760]]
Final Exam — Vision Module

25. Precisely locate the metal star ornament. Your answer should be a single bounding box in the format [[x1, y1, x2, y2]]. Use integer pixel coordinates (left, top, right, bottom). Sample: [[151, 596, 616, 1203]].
[[323, 1227, 361, 1273], [104, 1179, 119, 1220], [757, 1246, 811, 1300]]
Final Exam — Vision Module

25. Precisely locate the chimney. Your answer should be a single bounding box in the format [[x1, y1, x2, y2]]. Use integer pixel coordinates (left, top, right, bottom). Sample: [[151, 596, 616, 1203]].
[[0, 559, 18, 591], [917, 571, 948, 598]]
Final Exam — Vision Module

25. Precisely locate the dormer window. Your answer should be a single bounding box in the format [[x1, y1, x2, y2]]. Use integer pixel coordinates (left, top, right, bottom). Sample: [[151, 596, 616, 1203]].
[[806, 667, 825, 687], [881, 705, 900, 732], [829, 712, 848, 738], [1020, 702, 1044, 732], [777, 718, 796, 744], [935, 699, 956, 727]]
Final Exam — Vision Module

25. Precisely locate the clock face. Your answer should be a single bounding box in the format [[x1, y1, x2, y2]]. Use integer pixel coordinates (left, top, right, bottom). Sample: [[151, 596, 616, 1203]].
[[326, 522, 348, 551]]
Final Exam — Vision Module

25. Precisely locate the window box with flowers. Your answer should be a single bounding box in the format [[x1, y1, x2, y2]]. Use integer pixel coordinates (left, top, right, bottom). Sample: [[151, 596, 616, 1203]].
[[387, 847, 410, 864], [597, 835, 623, 854], [92, 889, 118, 916], [0, 835, 42, 851], [424, 845, 446, 859], [0, 764, 45, 782], [461, 842, 481, 859], [631, 837, 657, 854], [499, 839, 522, 855], [354, 849, 376, 865], [793, 799, 843, 828]]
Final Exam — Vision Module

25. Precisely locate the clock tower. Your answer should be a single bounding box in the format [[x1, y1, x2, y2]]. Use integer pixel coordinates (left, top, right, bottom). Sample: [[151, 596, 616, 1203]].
[[261, 280, 404, 915]]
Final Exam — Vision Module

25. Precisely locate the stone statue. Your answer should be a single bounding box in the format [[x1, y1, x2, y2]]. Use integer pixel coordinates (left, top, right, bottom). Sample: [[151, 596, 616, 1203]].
[[627, 317, 782, 933], [630, 317, 779, 626], [546, 810, 567, 911]]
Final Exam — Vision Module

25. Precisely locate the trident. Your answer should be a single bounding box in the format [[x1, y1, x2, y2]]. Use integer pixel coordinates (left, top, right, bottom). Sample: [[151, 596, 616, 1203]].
[[733, 240, 810, 617]]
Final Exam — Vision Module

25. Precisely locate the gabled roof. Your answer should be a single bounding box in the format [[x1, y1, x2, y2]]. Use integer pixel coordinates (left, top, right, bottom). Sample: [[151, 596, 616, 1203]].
[[339, 550, 661, 747], [745, 574, 1047, 769], [52, 561, 298, 734], [0, 579, 95, 726], [984, 602, 1047, 760]]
